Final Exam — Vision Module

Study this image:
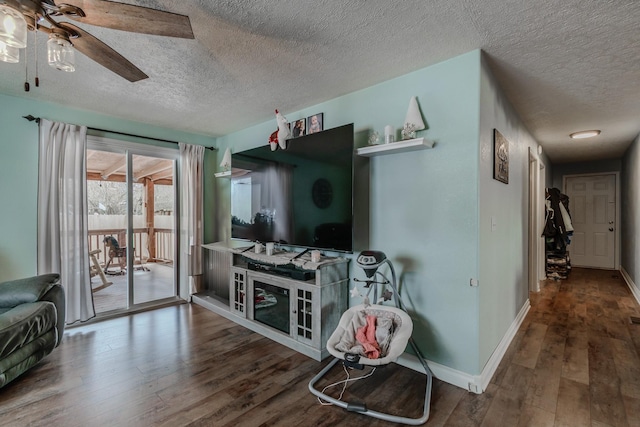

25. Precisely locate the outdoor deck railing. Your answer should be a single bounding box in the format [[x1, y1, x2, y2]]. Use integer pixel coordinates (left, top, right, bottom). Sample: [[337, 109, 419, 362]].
[[88, 228, 174, 266], [154, 228, 174, 263]]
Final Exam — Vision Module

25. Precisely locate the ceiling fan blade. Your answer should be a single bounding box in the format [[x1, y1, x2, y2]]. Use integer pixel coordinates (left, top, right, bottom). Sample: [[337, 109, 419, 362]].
[[59, 23, 148, 82], [65, 0, 194, 39]]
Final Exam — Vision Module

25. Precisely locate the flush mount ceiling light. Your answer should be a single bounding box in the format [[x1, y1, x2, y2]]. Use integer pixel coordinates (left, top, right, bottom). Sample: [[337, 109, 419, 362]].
[[570, 130, 601, 139]]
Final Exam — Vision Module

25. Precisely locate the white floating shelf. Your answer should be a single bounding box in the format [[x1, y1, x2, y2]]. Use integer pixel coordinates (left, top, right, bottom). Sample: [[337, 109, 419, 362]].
[[215, 168, 251, 179], [356, 137, 434, 157]]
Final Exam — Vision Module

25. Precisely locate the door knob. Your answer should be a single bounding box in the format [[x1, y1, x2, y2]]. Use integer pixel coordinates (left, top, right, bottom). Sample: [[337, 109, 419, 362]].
[[609, 227, 614, 232]]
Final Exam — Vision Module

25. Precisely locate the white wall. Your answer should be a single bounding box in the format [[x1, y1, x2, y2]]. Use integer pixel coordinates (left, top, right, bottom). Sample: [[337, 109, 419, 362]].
[[87, 215, 174, 230]]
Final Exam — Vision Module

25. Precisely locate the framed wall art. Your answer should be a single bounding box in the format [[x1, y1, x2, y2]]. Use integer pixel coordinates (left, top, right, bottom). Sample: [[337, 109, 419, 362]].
[[493, 129, 509, 184], [307, 113, 323, 134], [292, 118, 306, 138]]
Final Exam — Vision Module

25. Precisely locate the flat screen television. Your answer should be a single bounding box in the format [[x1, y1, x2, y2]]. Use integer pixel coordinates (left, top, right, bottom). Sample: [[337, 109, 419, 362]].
[[231, 123, 354, 252]]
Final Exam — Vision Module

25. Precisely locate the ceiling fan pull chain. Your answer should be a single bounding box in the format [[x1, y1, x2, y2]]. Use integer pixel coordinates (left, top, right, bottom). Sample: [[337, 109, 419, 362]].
[[24, 32, 29, 92], [34, 21, 39, 88]]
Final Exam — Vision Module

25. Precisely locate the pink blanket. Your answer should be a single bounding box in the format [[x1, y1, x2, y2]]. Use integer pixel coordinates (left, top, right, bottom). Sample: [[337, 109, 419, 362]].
[[355, 315, 381, 359], [334, 310, 394, 359]]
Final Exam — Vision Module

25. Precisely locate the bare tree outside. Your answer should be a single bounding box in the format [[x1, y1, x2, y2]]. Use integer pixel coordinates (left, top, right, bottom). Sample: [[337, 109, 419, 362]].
[[154, 184, 174, 214], [87, 182, 173, 215], [87, 181, 143, 215]]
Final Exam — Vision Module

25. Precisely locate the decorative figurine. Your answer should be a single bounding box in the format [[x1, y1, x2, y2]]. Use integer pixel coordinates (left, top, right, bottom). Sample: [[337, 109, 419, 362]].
[[368, 130, 380, 145], [219, 147, 231, 172], [269, 109, 291, 151], [402, 96, 426, 140]]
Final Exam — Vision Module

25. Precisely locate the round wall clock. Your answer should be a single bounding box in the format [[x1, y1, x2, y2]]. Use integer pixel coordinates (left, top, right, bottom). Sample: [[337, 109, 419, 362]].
[[312, 178, 333, 209]]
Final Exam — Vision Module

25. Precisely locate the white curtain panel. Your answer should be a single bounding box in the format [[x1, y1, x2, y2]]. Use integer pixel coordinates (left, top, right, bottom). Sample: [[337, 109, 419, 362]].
[[37, 119, 95, 324], [179, 142, 205, 297]]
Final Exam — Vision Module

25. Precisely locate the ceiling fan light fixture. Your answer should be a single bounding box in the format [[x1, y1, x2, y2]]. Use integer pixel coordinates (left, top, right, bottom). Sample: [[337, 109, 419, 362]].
[[0, 39, 19, 63], [570, 130, 601, 139], [0, 4, 27, 49], [47, 33, 75, 72]]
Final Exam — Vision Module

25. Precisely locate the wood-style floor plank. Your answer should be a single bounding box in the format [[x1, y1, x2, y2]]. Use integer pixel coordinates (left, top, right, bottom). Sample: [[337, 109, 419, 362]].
[[524, 329, 565, 413], [1, 267, 639, 426], [513, 322, 548, 369], [516, 404, 555, 427], [555, 377, 591, 427], [481, 364, 534, 426], [561, 331, 590, 385]]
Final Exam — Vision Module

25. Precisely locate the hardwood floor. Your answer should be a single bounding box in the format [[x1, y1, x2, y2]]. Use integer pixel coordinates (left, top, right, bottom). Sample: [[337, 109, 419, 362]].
[[1, 267, 639, 426]]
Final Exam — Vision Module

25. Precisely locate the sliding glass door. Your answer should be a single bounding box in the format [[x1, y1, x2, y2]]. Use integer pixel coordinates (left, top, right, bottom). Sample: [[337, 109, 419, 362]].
[[86, 138, 179, 314], [131, 154, 176, 304]]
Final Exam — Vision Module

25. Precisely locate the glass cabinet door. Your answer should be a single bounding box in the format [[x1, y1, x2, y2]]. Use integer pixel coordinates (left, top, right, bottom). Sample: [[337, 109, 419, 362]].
[[295, 285, 314, 345], [230, 268, 247, 317]]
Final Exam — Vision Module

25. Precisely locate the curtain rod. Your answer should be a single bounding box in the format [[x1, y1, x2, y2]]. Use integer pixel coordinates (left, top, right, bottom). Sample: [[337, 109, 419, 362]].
[[23, 115, 216, 151]]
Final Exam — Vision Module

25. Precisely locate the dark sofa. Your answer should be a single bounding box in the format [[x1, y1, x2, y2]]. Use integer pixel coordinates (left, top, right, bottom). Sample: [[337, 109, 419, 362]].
[[0, 274, 65, 388]]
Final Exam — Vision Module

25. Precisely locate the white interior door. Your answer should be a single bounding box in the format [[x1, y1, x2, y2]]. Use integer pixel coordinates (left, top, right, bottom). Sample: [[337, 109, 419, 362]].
[[565, 174, 616, 269]]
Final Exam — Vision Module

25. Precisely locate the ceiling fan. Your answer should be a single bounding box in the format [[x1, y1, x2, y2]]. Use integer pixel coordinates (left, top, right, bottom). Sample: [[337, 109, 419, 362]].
[[0, 0, 194, 84]]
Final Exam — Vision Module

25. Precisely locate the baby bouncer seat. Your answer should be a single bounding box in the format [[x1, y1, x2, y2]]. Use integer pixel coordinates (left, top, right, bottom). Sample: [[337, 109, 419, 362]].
[[308, 251, 433, 425]]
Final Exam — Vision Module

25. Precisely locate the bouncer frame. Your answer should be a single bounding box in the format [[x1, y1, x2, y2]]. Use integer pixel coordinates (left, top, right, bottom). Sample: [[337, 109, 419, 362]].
[[307, 254, 433, 425]]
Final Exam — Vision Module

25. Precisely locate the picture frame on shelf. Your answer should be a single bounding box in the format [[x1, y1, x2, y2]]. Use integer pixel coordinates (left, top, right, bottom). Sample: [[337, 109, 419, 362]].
[[493, 129, 509, 184], [292, 118, 306, 138], [307, 113, 323, 134]]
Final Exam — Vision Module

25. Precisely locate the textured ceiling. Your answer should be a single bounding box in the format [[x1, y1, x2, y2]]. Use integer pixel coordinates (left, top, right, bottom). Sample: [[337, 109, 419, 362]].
[[1, 0, 638, 163]]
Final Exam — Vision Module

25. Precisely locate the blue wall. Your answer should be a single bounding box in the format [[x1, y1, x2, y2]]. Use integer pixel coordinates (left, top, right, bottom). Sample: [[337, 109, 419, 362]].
[[478, 54, 540, 374], [0, 48, 543, 383], [0, 93, 216, 282], [621, 134, 640, 291], [215, 51, 484, 374], [551, 158, 622, 189]]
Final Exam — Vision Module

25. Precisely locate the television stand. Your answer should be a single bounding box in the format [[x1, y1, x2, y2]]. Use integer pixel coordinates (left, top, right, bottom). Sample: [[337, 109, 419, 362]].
[[197, 242, 349, 361], [247, 260, 315, 281]]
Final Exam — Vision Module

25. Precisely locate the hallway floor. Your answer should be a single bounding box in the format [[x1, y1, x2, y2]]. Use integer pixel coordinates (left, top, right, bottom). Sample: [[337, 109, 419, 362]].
[[480, 267, 640, 426]]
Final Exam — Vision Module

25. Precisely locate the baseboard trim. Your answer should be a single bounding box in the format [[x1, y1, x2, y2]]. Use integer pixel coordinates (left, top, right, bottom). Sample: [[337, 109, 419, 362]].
[[397, 299, 531, 394], [620, 267, 640, 305], [396, 353, 483, 394], [195, 293, 531, 395], [478, 299, 530, 392]]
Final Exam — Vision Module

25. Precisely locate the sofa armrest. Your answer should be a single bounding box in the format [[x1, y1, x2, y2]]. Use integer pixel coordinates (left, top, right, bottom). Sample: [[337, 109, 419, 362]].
[[0, 274, 61, 309], [40, 284, 65, 346]]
